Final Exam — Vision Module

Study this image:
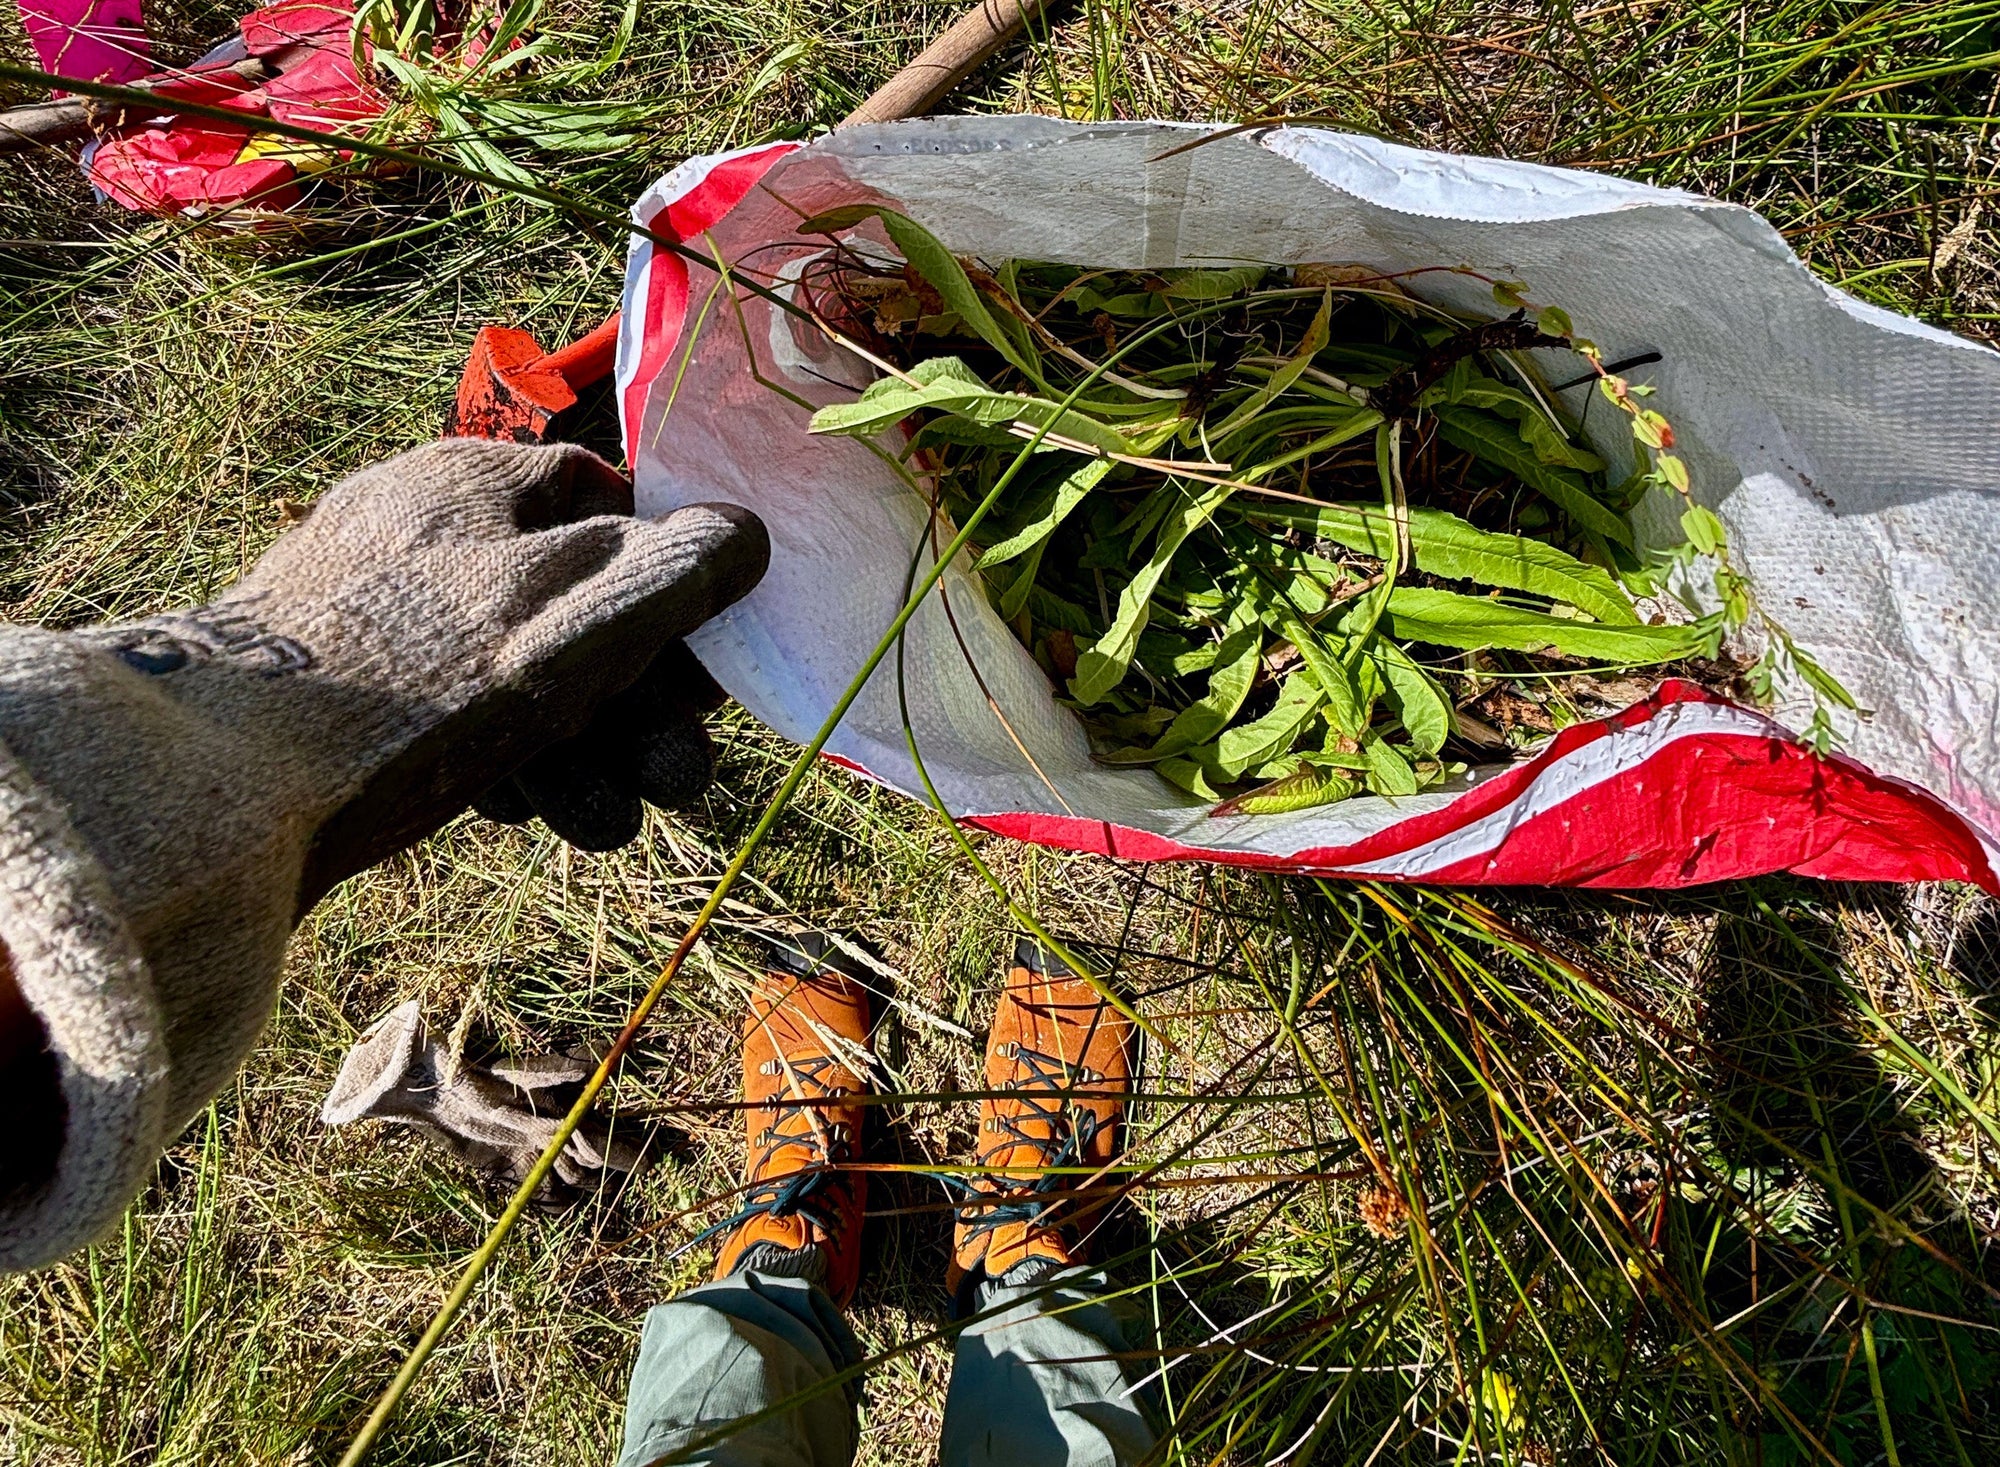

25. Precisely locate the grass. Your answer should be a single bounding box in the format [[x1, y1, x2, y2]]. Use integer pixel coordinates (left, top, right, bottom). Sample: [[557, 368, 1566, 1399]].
[[2, 1, 1998, 1463]]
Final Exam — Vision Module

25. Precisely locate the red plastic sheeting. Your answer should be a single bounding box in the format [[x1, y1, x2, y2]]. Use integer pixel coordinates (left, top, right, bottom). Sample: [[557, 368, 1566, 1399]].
[[88, 117, 303, 213]]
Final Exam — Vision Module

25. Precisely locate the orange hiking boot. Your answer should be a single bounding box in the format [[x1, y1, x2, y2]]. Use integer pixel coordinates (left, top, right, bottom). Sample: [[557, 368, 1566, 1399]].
[[713, 931, 875, 1307], [950, 939, 1133, 1302]]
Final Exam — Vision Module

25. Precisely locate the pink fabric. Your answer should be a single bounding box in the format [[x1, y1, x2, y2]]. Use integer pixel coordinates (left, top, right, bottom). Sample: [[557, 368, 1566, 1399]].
[[257, 43, 379, 130], [240, 0, 385, 130], [239, 0, 351, 48], [19, 0, 151, 85]]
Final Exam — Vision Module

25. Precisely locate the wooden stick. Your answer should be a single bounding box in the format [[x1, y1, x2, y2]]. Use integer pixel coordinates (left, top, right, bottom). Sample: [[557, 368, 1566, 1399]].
[[842, 0, 1055, 126], [0, 56, 271, 152]]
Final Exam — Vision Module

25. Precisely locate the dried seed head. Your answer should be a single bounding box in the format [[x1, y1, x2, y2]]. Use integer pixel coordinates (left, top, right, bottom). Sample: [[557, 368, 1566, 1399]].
[[1358, 1183, 1410, 1239]]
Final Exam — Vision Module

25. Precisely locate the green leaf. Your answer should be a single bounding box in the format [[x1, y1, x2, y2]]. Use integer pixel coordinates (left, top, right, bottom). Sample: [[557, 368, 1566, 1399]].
[[1023, 584, 1095, 635], [1077, 529, 1132, 569], [1074, 290, 1168, 318], [1442, 384, 1600, 470], [794, 205, 1042, 384], [991, 257, 1035, 370], [1161, 264, 1269, 300], [1681, 505, 1726, 556], [1242, 406, 1385, 479], [1114, 481, 1178, 539], [597, 0, 639, 70], [1210, 290, 1331, 440], [1107, 614, 1263, 763], [1227, 534, 1360, 618], [1211, 669, 1326, 778], [975, 458, 1113, 569], [1156, 756, 1220, 801], [1162, 639, 1224, 675], [1309, 743, 1370, 771], [1384, 588, 1703, 663], [1793, 648, 1860, 710], [1264, 603, 1369, 741], [905, 415, 1019, 453], [1369, 640, 1450, 756], [1360, 730, 1421, 796], [1242, 503, 1637, 626], [1210, 761, 1360, 818], [796, 204, 880, 234], [1538, 305, 1573, 338], [1135, 627, 1201, 676], [873, 210, 1042, 384], [976, 397, 1136, 454], [810, 357, 1135, 455], [994, 541, 1045, 621], [468, 97, 643, 151], [1081, 267, 1269, 315], [1071, 483, 1234, 705], [1655, 453, 1691, 494], [1434, 406, 1632, 547], [1518, 412, 1604, 472]]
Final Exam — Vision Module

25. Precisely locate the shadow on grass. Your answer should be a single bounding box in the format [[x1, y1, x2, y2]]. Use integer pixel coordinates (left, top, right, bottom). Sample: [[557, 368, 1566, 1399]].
[[1463, 877, 2000, 1463], [1702, 884, 1934, 1215], [1693, 881, 1998, 1465], [1941, 893, 2000, 1029]]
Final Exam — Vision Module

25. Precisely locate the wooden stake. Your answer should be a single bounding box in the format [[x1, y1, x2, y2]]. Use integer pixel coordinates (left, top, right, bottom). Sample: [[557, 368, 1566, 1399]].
[[842, 0, 1055, 127]]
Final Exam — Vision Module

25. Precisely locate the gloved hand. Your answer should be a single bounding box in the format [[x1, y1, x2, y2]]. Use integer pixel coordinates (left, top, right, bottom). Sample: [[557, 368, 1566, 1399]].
[[0, 438, 766, 1269], [469, 639, 732, 853], [216, 439, 766, 887]]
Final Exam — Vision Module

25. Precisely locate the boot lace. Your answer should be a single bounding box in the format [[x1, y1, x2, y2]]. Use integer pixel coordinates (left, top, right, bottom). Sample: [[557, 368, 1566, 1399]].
[[954, 1041, 1107, 1248], [711, 1052, 859, 1246]]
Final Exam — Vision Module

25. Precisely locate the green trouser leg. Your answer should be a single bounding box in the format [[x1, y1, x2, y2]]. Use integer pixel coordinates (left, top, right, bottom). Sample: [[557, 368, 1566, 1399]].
[[617, 1266, 1155, 1467], [617, 1271, 862, 1467], [940, 1266, 1156, 1467]]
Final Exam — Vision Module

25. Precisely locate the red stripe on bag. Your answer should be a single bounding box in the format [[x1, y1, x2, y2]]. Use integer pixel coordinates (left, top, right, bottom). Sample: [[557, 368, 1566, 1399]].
[[620, 142, 800, 463], [959, 684, 1999, 891]]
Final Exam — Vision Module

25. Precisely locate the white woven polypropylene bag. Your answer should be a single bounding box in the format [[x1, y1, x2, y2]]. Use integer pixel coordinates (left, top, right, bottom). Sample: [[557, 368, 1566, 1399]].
[[617, 119, 2000, 889]]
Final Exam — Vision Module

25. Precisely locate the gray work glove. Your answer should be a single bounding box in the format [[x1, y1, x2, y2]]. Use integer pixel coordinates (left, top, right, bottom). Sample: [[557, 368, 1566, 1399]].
[[0, 439, 766, 1269], [322, 1000, 643, 1203]]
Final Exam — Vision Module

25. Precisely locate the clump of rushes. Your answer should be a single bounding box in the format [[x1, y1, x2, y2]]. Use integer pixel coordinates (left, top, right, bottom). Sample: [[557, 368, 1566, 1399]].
[[802, 207, 1856, 816]]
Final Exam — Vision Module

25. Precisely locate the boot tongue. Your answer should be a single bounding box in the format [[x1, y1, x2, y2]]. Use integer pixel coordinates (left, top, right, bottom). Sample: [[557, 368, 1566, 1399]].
[[998, 1253, 1068, 1288], [981, 1218, 1074, 1280], [729, 1237, 827, 1286]]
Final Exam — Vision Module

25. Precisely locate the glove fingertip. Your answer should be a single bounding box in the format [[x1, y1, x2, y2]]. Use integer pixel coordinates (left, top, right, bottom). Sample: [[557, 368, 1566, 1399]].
[[635, 719, 717, 811], [643, 502, 771, 616], [518, 752, 645, 852], [473, 775, 537, 826]]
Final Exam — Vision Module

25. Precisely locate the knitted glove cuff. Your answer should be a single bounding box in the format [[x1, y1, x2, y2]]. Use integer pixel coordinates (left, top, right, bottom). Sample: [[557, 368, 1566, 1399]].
[[0, 736, 167, 1269]]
